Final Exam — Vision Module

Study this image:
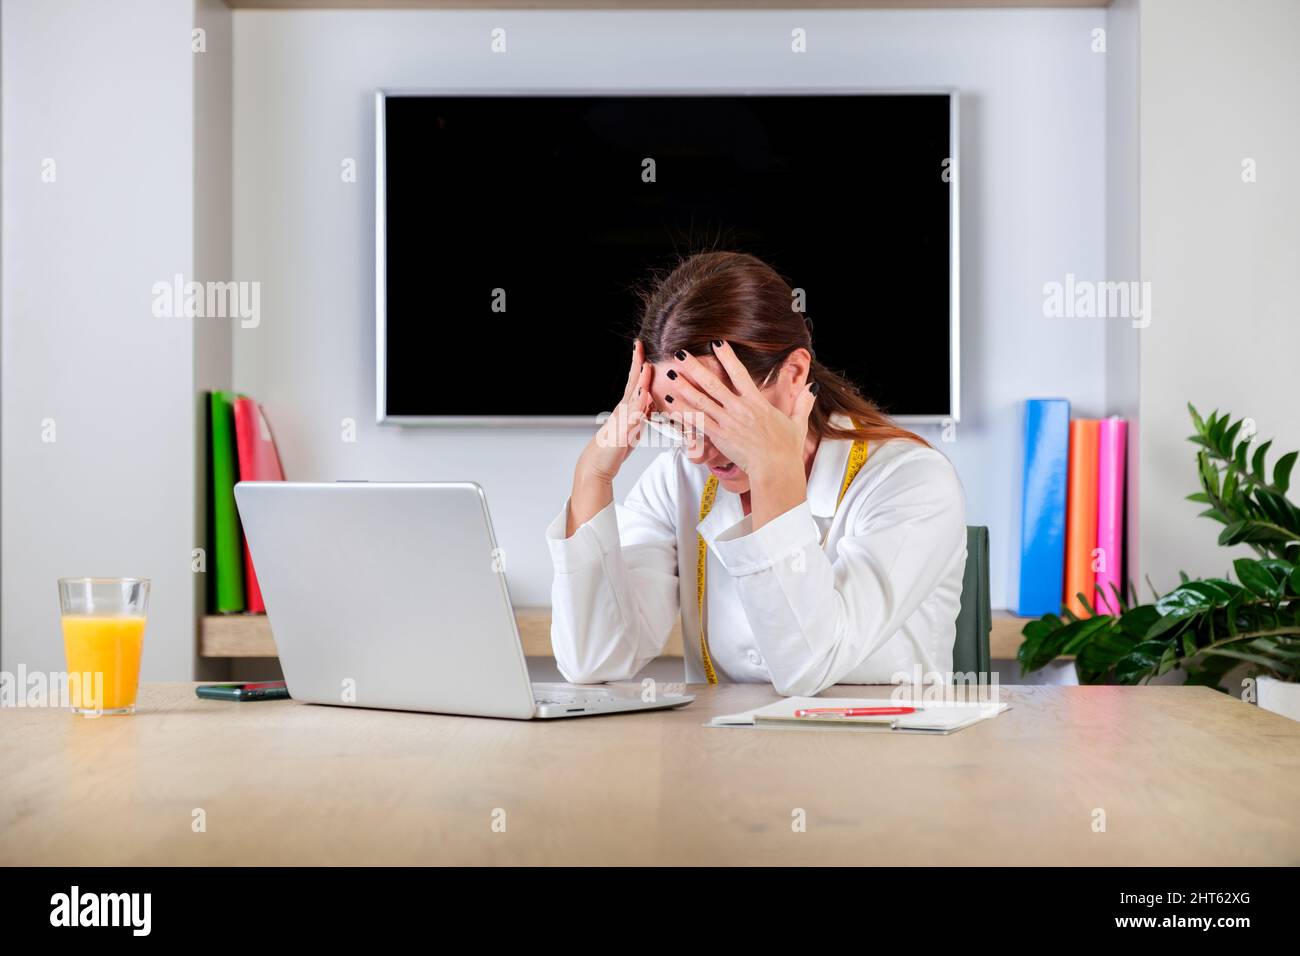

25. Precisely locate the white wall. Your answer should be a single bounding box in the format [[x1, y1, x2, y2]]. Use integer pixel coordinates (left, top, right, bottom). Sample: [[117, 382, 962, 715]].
[[1138, 0, 1300, 591], [6, 2, 1289, 679], [1104, 0, 1142, 591], [194, 0, 235, 679], [1, 0, 210, 679], [231, 8, 1113, 610]]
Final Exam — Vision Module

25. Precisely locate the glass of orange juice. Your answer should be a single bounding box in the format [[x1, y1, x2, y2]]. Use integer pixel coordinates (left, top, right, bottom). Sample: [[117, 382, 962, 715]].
[[58, 577, 149, 716]]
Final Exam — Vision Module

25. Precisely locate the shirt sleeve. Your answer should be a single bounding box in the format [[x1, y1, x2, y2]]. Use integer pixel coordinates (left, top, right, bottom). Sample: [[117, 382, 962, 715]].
[[546, 453, 681, 684], [702, 446, 966, 697]]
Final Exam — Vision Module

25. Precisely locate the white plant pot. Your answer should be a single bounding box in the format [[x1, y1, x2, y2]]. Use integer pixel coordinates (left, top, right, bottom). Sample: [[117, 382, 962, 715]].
[[1256, 676, 1300, 722]]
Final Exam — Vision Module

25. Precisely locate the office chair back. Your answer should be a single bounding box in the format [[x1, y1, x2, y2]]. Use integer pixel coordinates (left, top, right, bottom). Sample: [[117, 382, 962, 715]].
[[953, 526, 992, 677]]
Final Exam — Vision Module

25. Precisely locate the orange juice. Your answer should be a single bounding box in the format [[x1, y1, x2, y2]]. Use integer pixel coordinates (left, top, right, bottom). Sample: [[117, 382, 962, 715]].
[[61, 615, 146, 713]]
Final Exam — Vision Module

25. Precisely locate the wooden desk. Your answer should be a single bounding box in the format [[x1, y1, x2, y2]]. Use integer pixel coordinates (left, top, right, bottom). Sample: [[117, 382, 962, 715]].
[[3, 683, 1297, 865]]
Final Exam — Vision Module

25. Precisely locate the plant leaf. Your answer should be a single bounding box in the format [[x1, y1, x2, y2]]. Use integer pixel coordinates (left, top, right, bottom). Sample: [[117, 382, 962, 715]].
[[1275, 451, 1297, 494], [1252, 439, 1273, 483], [1223, 419, 1243, 456], [1235, 557, 1281, 599], [1145, 609, 1198, 642], [1218, 520, 1247, 544], [1208, 412, 1227, 448], [1156, 587, 1211, 615]]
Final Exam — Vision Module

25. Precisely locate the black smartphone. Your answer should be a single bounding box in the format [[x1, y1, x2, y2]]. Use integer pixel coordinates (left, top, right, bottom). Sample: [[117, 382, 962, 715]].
[[196, 681, 290, 702]]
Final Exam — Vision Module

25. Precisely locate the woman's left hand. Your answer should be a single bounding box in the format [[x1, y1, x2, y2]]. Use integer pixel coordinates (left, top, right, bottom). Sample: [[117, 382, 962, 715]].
[[663, 341, 817, 485]]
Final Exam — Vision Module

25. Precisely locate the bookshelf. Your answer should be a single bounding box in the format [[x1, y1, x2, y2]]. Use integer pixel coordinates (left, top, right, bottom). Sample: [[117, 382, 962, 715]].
[[226, 1, 1111, 8]]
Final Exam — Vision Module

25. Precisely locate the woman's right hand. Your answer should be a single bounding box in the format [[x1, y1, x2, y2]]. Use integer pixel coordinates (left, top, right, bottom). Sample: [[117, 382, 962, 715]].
[[567, 341, 653, 534]]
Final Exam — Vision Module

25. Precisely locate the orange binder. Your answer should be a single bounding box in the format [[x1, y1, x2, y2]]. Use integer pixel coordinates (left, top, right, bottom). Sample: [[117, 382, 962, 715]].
[[1063, 419, 1101, 616]]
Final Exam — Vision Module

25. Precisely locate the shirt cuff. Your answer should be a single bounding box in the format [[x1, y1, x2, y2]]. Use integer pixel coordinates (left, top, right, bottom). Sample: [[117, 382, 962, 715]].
[[702, 499, 821, 576], [546, 500, 620, 572]]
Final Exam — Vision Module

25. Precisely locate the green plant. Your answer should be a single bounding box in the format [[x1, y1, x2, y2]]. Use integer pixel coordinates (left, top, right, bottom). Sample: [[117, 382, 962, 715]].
[[1018, 405, 1300, 691]]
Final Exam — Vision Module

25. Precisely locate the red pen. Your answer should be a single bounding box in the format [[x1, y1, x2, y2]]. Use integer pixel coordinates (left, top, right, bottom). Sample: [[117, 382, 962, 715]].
[[794, 706, 919, 718]]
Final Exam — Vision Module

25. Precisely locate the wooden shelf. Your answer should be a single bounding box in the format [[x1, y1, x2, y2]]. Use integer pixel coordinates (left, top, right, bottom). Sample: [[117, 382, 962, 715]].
[[202, 610, 1036, 660], [200, 614, 279, 657], [201, 609, 686, 659], [225, 1, 1111, 9], [990, 610, 1030, 660]]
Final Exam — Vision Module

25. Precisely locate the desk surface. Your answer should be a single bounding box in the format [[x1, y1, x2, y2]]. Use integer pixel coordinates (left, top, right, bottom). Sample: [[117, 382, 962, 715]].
[[3, 682, 1298, 866]]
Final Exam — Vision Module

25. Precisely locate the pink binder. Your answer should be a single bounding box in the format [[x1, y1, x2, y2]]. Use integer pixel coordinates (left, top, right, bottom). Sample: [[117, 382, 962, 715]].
[[1095, 417, 1128, 614]]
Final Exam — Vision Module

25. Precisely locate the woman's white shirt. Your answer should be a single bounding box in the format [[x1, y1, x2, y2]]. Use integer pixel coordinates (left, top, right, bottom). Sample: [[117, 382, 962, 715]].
[[545, 428, 968, 697]]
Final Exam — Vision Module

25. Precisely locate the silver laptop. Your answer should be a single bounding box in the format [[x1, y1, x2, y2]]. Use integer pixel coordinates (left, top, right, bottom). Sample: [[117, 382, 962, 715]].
[[233, 481, 693, 720]]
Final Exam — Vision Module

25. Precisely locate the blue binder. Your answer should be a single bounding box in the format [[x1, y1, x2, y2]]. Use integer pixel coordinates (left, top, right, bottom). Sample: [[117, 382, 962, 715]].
[[1017, 399, 1070, 616]]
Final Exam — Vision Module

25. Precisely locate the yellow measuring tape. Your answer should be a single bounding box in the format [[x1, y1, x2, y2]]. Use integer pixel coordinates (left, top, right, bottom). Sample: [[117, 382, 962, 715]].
[[695, 438, 869, 684]]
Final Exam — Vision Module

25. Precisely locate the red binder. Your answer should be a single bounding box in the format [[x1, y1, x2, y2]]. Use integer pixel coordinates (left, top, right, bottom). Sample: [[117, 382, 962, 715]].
[[232, 398, 285, 613]]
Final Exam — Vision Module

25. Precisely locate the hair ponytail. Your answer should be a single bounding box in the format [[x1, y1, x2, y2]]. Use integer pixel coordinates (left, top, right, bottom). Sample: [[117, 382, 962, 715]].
[[807, 358, 929, 447]]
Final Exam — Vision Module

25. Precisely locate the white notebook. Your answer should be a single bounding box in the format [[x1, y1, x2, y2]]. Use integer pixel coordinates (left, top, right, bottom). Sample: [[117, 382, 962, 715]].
[[707, 696, 1009, 735]]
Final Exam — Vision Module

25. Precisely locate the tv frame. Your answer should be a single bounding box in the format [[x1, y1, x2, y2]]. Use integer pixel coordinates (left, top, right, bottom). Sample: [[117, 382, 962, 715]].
[[375, 88, 960, 427]]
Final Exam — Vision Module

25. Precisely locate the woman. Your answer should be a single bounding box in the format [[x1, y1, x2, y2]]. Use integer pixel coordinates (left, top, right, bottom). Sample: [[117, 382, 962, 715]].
[[546, 252, 966, 697]]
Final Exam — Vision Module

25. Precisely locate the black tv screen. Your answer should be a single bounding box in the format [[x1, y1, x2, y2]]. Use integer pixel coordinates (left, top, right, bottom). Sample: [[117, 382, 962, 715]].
[[378, 92, 957, 423]]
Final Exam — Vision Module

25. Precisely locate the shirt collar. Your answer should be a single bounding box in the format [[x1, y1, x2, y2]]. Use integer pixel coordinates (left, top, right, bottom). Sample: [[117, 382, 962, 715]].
[[806, 413, 857, 518]]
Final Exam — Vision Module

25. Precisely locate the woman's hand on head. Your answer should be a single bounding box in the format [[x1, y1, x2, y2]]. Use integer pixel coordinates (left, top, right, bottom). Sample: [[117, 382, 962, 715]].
[[663, 341, 817, 483], [578, 339, 654, 485]]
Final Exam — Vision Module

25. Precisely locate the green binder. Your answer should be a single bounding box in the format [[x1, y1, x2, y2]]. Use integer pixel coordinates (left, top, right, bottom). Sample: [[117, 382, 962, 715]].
[[210, 391, 246, 612]]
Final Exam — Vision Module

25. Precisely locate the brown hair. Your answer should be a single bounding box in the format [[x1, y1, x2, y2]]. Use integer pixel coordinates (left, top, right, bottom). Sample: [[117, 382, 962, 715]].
[[636, 251, 927, 448]]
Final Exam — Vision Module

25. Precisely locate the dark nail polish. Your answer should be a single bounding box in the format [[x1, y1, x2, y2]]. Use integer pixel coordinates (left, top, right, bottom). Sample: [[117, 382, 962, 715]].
[[809, 382, 820, 395], [712, 340, 723, 348], [674, 349, 687, 361], [665, 395, 674, 403], [637, 387, 642, 395], [666, 369, 678, 380]]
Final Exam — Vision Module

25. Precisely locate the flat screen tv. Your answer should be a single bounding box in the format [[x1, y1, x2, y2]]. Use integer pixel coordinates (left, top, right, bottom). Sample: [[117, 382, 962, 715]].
[[377, 90, 958, 424]]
